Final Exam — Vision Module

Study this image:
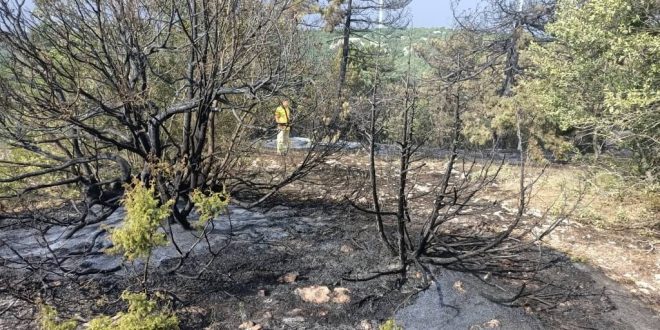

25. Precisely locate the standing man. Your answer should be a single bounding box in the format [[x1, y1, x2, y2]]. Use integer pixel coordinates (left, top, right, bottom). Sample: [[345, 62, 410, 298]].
[[274, 99, 291, 155]]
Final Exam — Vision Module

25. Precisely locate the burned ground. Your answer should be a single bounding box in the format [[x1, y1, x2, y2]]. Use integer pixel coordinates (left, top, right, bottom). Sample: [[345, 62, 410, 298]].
[[0, 151, 658, 329]]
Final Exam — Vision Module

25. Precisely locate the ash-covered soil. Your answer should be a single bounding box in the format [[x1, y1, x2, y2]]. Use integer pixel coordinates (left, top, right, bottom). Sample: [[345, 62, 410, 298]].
[[1, 195, 658, 329]]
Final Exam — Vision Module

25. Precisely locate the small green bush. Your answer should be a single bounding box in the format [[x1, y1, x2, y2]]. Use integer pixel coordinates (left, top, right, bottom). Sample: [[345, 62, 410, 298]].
[[190, 189, 230, 226], [87, 291, 179, 330], [107, 180, 174, 260], [38, 305, 77, 330], [39, 291, 179, 330], [380, 319, 403, 330]]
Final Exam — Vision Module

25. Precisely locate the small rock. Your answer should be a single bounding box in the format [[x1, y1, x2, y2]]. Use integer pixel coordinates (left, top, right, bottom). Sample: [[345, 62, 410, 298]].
[[318, 310, 328, 317], [204, 322, 222, 330], [282, 316, 305, 324], [278, 272, 299, 284], [340, 244, 354, 253], [358, 320, 374, 330], [295, 285, 331, 304], [257, 289, 267, 297], [238, 321, 262, 330], [331, 287, 351, 304], [286, 308, 303, 316], [453, 281, 466, 293], [483, 272, 492, 281], [179, 306, 208, 316], [262, 312, 273, 320], [484, 319, 501, 328]]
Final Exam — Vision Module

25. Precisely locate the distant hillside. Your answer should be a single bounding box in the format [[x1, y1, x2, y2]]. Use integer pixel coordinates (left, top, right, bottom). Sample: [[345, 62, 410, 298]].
[[306, 27, 453, 77]]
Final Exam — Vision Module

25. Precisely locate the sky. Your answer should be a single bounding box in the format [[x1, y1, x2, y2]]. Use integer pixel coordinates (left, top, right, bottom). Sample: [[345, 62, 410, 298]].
[[409, 0, 481, 28], [15, 0, 480, 29]]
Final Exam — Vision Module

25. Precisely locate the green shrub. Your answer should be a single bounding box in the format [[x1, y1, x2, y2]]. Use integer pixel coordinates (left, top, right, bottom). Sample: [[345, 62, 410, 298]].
[[39, 291, 179, 330], [38, 305, 77, 330], [190, 189, 230, 226], [380, 319, 403, 330], [107, 180, 174, 260], [87, 291, 178, 330]]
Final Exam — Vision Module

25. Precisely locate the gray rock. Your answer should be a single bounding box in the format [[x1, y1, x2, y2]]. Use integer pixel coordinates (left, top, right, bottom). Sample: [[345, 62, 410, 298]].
[[282, 316, 305, 324]]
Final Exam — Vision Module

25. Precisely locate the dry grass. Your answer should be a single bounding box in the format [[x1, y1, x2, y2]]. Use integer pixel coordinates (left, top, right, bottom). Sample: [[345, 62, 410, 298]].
[[494, 164, 659, 234], [488, 163, 659, 307]]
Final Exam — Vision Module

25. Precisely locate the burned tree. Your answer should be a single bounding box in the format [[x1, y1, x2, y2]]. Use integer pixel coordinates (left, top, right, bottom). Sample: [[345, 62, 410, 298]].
[[452, 0, 556, 95], [344, 27, 579, 296], [0, 0, 339, 228]]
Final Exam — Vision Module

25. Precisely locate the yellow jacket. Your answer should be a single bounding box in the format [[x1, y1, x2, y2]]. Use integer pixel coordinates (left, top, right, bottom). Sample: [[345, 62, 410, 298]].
[[275, 106, 291, 125]]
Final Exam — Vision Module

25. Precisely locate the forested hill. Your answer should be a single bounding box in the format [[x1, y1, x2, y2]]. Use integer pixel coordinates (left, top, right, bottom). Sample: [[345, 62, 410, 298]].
[[307, 27, 453, 76]]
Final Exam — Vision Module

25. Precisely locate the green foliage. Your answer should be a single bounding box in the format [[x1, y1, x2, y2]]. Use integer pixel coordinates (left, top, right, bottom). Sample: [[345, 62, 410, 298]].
[[107, 180, 173, 260], [331, 38, 398, 92], [320, 0, 345, 31], [308, 28, 448, 81], [39, 291, 179, 330], [190, 189, 230, 226], [0, 147, 75, 198], [569, 253, 589, 264], [38, 305, 77, 330], [519, 0, 660, 174], [87, 291, 179, 330], [379, 319, 403, 330]]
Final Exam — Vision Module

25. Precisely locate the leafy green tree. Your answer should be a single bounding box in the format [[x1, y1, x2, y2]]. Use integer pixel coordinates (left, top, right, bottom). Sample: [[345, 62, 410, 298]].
[[518, 0, 659, 175], [441, 0, 563, 155], [320, 0, 411, 91]]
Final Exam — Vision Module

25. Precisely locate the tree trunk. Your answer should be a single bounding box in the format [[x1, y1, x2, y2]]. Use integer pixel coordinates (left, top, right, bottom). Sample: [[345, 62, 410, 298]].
[[500, 23, 522, 97], [338, 0, 353, 94], [592, 127, 601, 161], [368, 75, 394, 253], [396, 88, 412, 277]]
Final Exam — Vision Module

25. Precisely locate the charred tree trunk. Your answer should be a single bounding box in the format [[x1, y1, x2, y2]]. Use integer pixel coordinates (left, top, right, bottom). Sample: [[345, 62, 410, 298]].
[[338, 0, 353, 94], [414, 89, 461, 258], [368, 71, 394, 253], [500, 23, 522, 97], [396, 86, 413, 277]]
